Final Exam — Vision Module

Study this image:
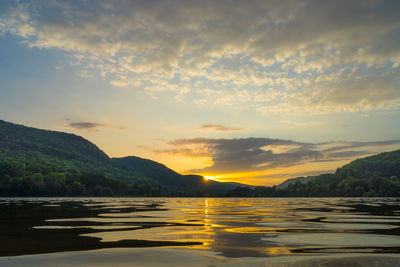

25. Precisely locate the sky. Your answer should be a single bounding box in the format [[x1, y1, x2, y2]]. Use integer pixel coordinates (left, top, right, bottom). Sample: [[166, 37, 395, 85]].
[[1, 0, 400, 185]]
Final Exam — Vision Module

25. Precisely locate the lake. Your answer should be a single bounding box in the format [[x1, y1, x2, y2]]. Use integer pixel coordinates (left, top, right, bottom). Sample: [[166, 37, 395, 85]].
[[1, 197, 400, 266]]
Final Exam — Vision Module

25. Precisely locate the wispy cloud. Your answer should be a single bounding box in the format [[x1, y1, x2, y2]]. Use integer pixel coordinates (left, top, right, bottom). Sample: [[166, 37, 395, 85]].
[[66, 120, 126, 131], [1, 0, 400, 114], [156, 137, 400, 177], [197, 124, 245, 132], [67, 122, 105, 130]]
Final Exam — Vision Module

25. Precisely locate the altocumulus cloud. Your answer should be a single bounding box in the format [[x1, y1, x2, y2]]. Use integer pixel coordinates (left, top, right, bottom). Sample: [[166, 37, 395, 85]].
[[1, 0, 400, 114], [156, 138, 400, 175]]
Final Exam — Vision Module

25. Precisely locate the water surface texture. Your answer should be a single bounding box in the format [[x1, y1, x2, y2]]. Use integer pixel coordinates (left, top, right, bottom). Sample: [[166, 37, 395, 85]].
[[1, 197, 400, 266]]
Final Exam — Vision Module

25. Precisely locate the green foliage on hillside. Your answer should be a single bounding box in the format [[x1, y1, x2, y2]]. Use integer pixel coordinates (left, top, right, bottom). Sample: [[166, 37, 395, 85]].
[[2, 119, 400, 197], [0, 156, 226, 197], [0, 120, 109, 167], [0, 158, 134, 196], [226, 150, 400, 197], [0, 119, 233, 196], [112, 157, 238, 193], [0, 120, 150, 183]]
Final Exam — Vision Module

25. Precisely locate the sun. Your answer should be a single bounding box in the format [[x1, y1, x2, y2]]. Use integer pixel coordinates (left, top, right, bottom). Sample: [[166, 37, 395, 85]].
[[203, 176, 214, 181]]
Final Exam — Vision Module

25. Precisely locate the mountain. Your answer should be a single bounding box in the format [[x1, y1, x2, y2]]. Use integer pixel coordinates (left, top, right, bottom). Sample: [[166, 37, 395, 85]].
[[278, 150, 400, 191], [298, 150, 400, 196], [3, 119, 399, 197], [226, 150, 400, 197], [0, 119, 239, 196], [0, 119, 109, 166], [336, 150, 400, 180], [277, 176, 316, 189], [112, 156, 239, 193]]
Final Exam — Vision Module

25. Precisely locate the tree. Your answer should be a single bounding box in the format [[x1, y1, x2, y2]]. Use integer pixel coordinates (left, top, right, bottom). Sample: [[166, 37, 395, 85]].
[[32, 173, 44, 184]]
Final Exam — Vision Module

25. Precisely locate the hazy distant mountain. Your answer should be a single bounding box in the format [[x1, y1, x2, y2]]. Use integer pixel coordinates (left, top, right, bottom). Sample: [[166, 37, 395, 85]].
[[277, 176, 316, 189], [0, 119, 242, 196]]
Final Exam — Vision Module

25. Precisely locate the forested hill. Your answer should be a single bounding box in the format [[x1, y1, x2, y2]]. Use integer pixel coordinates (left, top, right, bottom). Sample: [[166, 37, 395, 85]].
[[112, 156, 239, 193], [2, 119, 399, 197], [277, 176, 315, 189], [0, 119, 109, 165], [0, 119, 236, 196], [227, 150, 400, 197], [336, 150, 400, 181]]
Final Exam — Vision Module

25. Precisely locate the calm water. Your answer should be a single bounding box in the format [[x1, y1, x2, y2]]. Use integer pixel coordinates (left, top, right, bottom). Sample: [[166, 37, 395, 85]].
[[1, 197, 400, 266]]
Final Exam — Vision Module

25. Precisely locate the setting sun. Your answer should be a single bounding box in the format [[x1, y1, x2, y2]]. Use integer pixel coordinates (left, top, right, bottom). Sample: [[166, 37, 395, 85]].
[[1, 1, 400, 265], [203, 176, 215, 181]]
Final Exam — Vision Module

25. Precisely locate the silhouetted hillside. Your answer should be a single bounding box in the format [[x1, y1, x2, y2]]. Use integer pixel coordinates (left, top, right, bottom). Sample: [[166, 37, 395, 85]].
[[0, 119, 237, 196], [227, 150, 400, 197], [112, 156, 240, 193]]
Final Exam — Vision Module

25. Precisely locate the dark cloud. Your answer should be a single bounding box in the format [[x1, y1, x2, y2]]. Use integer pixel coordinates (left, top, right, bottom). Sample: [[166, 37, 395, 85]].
[[160, 137, 320, 173], [157, 137, 400, 175], [197, 124, 245, 132], [68, 122, 104, 130]]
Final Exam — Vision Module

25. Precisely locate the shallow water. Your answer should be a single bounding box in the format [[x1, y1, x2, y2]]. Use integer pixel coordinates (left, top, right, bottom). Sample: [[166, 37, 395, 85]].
[[1, 197, 400, 266]]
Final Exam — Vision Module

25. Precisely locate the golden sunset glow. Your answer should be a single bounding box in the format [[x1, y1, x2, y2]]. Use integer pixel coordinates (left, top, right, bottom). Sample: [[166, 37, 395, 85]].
[[1, 0, 400, 187], [2, 1, 400, 266]]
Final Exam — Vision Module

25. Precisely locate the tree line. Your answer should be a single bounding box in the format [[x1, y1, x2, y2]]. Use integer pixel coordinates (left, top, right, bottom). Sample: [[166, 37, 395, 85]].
[[1, 149, 400, 197]]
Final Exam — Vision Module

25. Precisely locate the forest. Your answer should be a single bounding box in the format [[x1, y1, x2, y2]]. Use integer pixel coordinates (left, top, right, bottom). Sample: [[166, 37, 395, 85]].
[[226, 150, 400, 197], [1, 149, 400, 197], [0, 119, 235, 196], [1, 119, 400, 197]]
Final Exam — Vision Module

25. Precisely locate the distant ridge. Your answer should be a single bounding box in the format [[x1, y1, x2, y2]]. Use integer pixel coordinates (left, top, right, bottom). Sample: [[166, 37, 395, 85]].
[[277, 176, 316, 189], [0, 119, 245, 196]]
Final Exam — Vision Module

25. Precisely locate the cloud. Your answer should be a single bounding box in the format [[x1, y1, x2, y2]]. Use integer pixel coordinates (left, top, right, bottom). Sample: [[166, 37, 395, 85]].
[[160, 137, 320, 173], [1, 0, 400, 114], [197, 124, 245, 132], [316, 140, 400, 153], [217, 169, 336, 182], [156, 137, 400, 175], [67, 121, 105, 130]]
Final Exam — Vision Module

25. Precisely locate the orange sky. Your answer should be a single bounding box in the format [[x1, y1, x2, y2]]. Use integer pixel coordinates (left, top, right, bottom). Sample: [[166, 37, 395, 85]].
[[1, 1, 400, 186]]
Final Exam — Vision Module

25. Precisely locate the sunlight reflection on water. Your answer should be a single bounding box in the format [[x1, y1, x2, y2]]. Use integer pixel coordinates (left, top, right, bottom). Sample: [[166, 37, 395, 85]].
[[1, 197, 400, 265]]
